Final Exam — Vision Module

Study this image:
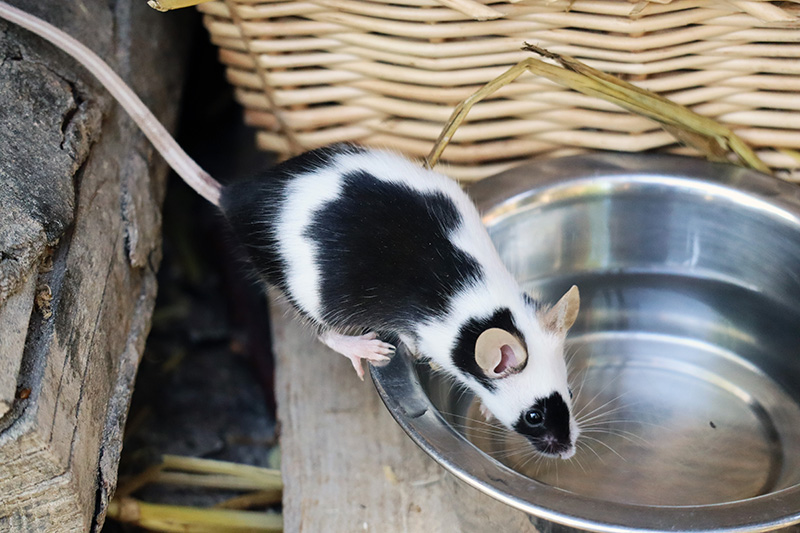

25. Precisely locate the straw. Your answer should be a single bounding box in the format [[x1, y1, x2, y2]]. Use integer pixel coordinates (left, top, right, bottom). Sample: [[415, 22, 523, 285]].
[[148, 0, 214, 11], [426, 44, 771, 174], [109, 454, 283, 532]]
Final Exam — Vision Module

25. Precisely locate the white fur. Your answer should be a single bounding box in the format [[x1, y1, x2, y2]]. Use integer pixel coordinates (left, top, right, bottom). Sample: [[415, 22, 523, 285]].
[[277, 166, 344, 322]]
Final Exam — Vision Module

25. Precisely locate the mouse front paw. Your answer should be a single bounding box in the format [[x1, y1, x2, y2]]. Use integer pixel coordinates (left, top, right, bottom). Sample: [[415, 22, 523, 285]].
[[318, 330, 396, 380]]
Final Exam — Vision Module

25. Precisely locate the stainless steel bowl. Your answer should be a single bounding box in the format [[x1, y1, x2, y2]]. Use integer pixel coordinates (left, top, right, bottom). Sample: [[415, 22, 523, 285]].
[[371, 153, 800, 532]]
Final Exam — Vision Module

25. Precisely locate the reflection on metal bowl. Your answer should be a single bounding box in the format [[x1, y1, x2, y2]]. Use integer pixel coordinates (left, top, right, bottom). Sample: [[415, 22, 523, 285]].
[[371, 153, 800, 532]]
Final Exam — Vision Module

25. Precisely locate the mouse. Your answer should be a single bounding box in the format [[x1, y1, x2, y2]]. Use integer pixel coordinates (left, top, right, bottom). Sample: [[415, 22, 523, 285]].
[[1, 2, 581, 459]]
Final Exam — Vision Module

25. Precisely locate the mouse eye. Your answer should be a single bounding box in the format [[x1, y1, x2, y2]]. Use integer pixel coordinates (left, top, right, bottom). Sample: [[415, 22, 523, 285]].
[[569, 388, 574, 400], [524, 408, 544, 427]]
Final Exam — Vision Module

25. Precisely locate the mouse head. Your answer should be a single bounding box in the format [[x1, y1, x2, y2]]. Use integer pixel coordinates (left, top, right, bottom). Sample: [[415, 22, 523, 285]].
[[473, 286, 581, 459]]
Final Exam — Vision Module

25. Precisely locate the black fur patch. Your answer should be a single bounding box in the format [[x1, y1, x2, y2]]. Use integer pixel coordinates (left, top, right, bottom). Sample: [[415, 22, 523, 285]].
[[220, 143, 361, 292], [307, 170, 483, 332], [451, 308, 525, 391], [522, 292, 541, 310], [513, 392, 572, 456]]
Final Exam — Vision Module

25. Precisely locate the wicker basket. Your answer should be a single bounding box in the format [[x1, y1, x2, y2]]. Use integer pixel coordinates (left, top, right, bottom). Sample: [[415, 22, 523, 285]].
[[197, 0, 800, 181]]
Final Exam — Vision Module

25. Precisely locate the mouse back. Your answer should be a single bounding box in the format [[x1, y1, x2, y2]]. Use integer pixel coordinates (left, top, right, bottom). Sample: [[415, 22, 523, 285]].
[[220, 144, 504, 335], [220, 144, 356, 295]]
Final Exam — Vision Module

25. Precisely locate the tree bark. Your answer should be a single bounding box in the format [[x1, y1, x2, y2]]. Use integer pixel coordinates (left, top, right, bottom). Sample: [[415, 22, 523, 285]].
[[0, 2, 189, 530]]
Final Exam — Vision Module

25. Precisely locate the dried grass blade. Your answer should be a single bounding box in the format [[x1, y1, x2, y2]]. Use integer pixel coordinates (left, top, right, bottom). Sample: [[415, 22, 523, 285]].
[[108, 497, 282, 532], [161, 454, 282, 486], [661, 124, 729, 163], [153, 472, 280, 491], [215, 490, 284, 510], [147, 0, 214, 11], [426, 44, 771, 176], [522, 43, 771, 174]]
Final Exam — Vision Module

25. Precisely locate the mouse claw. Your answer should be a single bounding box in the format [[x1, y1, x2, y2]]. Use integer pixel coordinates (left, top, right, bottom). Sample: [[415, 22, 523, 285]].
[[366, 340, 395, 360]]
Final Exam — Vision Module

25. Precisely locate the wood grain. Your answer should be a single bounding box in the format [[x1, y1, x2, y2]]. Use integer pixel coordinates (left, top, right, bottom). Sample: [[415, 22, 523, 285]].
[[0, 273, 36, 419]]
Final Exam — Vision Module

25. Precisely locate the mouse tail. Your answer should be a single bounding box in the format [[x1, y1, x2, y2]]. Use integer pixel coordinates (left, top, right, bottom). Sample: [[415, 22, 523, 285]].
[[0, 2, 223, 206]]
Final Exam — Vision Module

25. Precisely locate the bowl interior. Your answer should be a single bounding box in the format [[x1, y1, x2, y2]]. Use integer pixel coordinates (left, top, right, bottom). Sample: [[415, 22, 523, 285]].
[[418, 157, 800, 513]]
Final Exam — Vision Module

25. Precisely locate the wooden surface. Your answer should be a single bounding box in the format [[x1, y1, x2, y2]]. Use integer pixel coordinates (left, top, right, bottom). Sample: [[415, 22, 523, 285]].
[[0, 274, 36, 419], [0, 3, 189, 531], [272, 298, 540, 533]]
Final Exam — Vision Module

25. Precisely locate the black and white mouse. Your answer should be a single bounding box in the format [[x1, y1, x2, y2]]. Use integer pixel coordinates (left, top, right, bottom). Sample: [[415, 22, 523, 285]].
[[223, 144, 581, 458]]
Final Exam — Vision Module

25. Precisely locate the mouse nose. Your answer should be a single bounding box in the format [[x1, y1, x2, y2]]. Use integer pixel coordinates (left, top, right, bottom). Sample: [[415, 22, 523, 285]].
[[538, 433, 573, 457]]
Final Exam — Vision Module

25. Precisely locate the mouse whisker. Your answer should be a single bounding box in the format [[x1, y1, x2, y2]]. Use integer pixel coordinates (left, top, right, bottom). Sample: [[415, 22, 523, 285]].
[[578, 440, 606, 464], [580, 435, 627, 462], [446, 420, 508, 434], [564, 342, 583, 370], [580, 427, 651, 447], [569, 364, 590, 401], [577, 402, 631, 426], [514, 448, 544, 472], [578, 421, 643, 434], [464, 427, 513, 439], [571, 451, 588, 474], [578, 416, 649, 428], [435, 409, 493, 424], [492, 445, 535, 460], [575, 390, 633, 424], [573, 377, 625, 419]]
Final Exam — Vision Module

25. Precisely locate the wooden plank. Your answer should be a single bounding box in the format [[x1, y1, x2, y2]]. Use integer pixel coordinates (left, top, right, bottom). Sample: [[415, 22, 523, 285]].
[[0, 272, 37, 419], [272, 297, 540, 532]]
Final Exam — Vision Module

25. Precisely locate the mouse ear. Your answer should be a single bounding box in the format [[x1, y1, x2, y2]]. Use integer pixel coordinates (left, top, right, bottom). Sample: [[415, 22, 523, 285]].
[[543, 285, 580, 335], [475, 328, 528, 379]]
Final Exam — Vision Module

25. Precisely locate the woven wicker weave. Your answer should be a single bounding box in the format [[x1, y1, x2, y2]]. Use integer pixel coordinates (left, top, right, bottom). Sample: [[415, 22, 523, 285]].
[[198, 0, 800, 181]]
